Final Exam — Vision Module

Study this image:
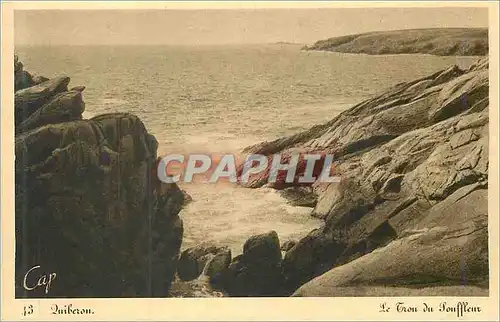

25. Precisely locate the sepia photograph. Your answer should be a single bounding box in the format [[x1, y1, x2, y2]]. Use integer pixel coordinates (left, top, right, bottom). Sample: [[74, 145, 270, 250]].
[[1, 1, 499, 321]]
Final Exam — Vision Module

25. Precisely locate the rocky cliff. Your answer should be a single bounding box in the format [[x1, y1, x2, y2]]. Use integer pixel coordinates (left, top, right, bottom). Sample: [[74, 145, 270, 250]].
[[243, 57, 489, 296], [304, 28, 488, 56], [14, 56, 185, 297]]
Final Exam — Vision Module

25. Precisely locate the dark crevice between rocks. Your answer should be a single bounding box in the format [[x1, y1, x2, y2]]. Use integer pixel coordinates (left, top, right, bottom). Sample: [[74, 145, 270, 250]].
[[385, 176, 403, 193], [442, 226, 487, 241], [335, 135, 399, 162], [432, 84, 489, 123], [387, 197, 419, 220], [337, 221, 398, 266], [432, 172, 483, 201], [327, 200, 378, 232], [465, 96, 489, 115], [380, 175, 405, 200]]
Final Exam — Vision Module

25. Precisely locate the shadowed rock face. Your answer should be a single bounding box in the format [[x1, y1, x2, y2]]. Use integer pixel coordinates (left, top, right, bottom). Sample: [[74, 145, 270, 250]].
[[243, 57, 489, 296], [14, 57, 185, 298]]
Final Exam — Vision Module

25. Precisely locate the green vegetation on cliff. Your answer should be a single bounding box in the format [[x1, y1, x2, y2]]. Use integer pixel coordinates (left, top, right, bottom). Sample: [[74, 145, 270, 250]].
[[304, 28, 488, 56]]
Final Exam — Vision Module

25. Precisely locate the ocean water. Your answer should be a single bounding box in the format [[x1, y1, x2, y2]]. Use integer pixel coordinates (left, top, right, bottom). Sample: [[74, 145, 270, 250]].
[[16, 44, 479, 255]]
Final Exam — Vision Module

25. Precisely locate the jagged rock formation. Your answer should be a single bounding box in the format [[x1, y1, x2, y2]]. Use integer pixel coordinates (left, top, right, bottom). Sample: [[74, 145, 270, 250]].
[[14, 56, 185, 298], [303, 28, 488, 56], [243, 57, 489, 296]]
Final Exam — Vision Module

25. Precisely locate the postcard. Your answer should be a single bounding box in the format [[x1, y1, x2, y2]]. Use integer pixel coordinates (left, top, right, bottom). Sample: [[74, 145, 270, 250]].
[[1, 1, 499, 321]]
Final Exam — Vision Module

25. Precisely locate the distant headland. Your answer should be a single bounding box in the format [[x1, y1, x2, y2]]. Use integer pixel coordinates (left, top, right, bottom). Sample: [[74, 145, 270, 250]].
[[303, 28, 488, 56]]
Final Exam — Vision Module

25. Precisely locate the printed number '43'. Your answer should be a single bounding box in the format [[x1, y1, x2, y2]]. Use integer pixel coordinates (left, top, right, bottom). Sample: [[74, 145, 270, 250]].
[[23, 305, 33, 316]]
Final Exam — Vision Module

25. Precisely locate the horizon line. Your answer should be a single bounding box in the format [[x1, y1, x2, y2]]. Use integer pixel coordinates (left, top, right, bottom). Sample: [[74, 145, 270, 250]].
[[14, 27, 489, 47]]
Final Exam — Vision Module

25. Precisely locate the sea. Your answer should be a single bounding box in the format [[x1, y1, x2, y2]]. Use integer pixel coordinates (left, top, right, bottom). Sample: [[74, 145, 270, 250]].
[[16, 44, 479, 256]]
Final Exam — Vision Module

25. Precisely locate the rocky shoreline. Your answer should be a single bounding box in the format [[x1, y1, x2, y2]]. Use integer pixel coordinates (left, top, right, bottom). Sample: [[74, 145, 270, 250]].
[[237, 56, 489, 296], [14, 52, 489, 298], [169, 55, 490, 298], [303, 28, 488, 56]]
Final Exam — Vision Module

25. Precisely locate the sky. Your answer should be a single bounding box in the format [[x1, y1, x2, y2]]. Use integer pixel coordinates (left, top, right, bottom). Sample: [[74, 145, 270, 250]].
[[14, 7, 489, 46]]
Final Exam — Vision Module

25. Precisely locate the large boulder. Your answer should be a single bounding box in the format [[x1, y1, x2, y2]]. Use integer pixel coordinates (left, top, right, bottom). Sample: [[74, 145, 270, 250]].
[[294, 188, 488, 296], [281, 229, 343, 292], [14, 57, 185, 298], [220, 231, 284, 296], [243, 230, 282, 263]]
